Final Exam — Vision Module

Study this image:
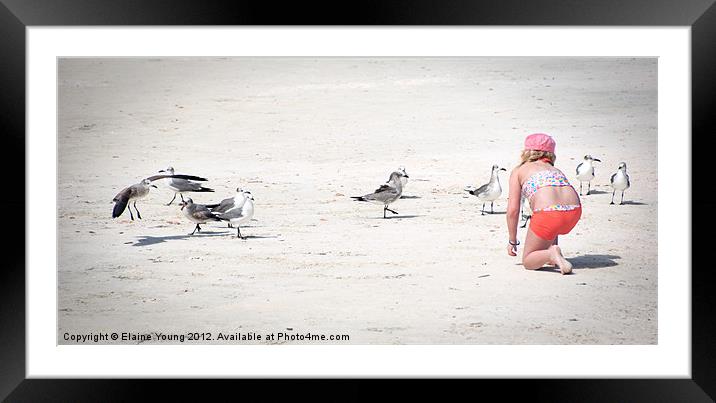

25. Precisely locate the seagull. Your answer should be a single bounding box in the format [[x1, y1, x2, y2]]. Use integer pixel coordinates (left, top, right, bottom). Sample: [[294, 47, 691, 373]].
[[351, 170, 408, 218], [214, 192, 255, 239], [610, 162, 631, 205], [465, 164, 506, 215], [158, 166, 214, 205], [520, 196, 533, 228], [575, 155, 601, 195], [179, 197, 223, 235], [208, 188, 250, 228], [112, 173, 208, 220]]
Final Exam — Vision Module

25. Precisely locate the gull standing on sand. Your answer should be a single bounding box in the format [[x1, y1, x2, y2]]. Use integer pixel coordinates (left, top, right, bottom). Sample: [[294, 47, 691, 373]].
[[179, 197, 222, 235], [352, 170, 408, 218], [520, 196, 533, 228], [208, 187, 250, 228], [159, 166, 214, 205], [465, 164, 506, 215], [112, 173, 209, 220], [214, 192, 255, 239], [610, 162, 631, 205], [575, 155, 601, 195]]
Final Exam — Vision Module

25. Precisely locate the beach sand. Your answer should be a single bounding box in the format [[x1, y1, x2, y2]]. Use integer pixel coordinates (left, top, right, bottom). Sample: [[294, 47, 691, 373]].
[[57, 57, 657, 344]]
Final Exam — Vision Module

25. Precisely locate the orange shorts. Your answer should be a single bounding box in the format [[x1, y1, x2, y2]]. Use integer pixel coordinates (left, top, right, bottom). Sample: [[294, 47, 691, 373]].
[[529, 206, 582, 241]]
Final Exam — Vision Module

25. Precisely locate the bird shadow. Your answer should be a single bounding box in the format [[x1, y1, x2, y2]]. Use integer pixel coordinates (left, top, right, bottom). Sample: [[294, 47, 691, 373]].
[[617, 201, 647, 206], [480, 211, 506, 215], [569, 254, 621, 269], [132, 232, 226, 246], [400, 195, 421, 199], [369, 215, 423, 220], [232, 234, 280, 240], [583, 190, 608, 195]]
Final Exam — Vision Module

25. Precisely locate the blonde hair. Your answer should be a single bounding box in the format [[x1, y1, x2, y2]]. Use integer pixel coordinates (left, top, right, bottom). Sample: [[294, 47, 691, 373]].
[[520, 149, 556, 166]]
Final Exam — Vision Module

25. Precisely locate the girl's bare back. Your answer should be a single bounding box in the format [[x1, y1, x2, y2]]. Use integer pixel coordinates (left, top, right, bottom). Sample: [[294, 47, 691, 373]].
[[515, 161, 580, 211]]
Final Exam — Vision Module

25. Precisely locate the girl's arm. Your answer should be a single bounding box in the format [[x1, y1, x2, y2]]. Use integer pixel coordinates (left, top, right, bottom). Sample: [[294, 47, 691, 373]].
[[506, 167, 522, 254]]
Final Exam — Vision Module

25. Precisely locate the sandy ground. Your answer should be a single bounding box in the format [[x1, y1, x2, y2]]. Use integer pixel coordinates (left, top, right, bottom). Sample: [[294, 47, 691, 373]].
[[57, 57, 657, 344]]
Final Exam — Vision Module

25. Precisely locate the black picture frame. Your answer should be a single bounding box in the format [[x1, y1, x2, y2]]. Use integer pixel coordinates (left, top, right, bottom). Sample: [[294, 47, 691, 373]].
[[2, 0, 713, 401]]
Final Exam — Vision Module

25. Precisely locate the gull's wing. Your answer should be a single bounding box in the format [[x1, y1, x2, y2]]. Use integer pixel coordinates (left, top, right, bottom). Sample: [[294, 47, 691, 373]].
[[576, 162, 583, 176], [145, 174, 208, 182], [469, 183, 489, 196], [373, 183, 396, 195], [193, 210, 218, 221], [352, 182, 399, 203], [192, 206, 220, 221], [610, 172, 616, 184], [211, 197, 236, 213], [217, 206, 246, 220], [112, 186, 132, 218], [169, 178, 203, 191]]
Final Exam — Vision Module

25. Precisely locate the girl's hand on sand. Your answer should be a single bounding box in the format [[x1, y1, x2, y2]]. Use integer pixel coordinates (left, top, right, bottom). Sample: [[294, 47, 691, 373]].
[[507, 243, 517, 256]]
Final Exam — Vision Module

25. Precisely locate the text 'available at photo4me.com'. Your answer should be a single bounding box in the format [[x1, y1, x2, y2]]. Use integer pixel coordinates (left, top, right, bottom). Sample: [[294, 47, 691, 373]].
[[63, 330, 351, 344]]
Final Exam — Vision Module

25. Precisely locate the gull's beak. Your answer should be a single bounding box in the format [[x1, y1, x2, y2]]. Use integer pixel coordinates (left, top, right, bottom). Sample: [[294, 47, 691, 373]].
[[500, 168, 507, 171], [594, 158, 601, 162], [158, 169, 165, 173], [180, 201, 186, 210], [404, 174, 409, 178], [151, 184, 158, 188]]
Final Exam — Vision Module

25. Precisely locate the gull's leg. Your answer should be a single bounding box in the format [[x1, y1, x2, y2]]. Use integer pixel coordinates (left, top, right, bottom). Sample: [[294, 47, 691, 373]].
[[620, 191, 625, 205], [180, 193, 185, 202], [134, 201, 142, 219], [579, 182, 583, 196], [386, 207, 398, 215], [166, 193, 177, 206], [196, 224, 202, 233], [610, 190, 615, 205], [586, 181, 591, 195], [481, 203, 485, 216], [189, 224, 199, 235], [383, 206, 387, 219], [238, 227, 246, 240], [491, 201, 494, 214], [128, 204, 134, 221]]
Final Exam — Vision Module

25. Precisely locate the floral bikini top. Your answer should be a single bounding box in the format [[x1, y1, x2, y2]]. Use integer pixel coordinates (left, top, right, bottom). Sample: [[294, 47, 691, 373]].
[[522, 169, 581, 212]]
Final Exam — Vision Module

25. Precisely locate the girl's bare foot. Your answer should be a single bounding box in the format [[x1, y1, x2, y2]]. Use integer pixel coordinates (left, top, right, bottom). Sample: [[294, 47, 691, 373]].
[[549, 245, 572, 275]]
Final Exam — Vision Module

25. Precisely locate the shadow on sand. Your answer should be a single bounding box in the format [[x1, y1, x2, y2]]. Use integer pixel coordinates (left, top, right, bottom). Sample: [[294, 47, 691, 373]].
[[522, 254, 621, 274], [568, 254, 621, 269], [400, 195, 421, 199], [227, 234, 280, 240], [616, 201, 648, 206], [132, 231, 227, 246], [370, 214, 423, 220], [582, 189, 609, 195]]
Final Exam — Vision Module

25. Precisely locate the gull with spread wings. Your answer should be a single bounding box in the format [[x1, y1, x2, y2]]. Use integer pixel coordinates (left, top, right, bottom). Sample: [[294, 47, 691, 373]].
[[112, 173, 209, 220]]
